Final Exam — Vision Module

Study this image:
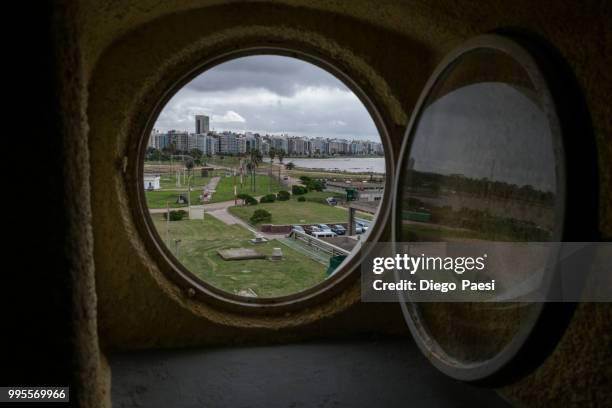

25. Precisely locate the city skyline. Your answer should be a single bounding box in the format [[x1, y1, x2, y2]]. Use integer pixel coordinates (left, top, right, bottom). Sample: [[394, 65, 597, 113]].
[[153, 55, 381, 142], [148, 124, 384, 157]]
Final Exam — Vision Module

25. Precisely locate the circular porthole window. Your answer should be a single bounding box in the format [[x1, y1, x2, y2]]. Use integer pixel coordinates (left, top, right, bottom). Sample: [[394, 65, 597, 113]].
[[138, 52, 390, 307], [393, 35, 593, 383]]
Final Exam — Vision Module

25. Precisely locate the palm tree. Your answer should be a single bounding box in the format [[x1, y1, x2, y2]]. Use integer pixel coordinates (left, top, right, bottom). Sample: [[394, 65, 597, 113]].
[[185, 158, 194, 174], [276, 149, 286, 186], [268, 148, 276, 193], [245, 149, 262, 192]]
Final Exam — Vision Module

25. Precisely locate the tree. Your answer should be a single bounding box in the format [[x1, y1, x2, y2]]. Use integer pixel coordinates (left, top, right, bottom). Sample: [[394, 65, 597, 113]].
[[268, 147, 276, 193], [276, 149, 286, 187], [250, 209, 271, 224], [185, 158, 194, 171], [245, 148, 262, 192], [285, 162, 295, 170], [237, 193, 257, 206], [189, 148, 203, 161], [260, 194, 276, 203], [269, 147, 276, 164], [163, 142, 177, 155], [277, 190, 290, 201]]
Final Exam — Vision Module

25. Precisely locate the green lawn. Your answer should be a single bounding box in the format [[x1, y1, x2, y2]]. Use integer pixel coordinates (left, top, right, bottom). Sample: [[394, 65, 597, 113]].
[[204, 156, 242, 168], [210, 174, 283, 203], [151, 214, 327, 297], [296, 191, 375, 220], [229, 198, 351, 226], [158, 173, 212, 189], [287, 169, 382, 181], [298, 190, 345, 204], [205, 156, 275, 169], [146, 174, 282, 208], [145, 190, 202, 209]]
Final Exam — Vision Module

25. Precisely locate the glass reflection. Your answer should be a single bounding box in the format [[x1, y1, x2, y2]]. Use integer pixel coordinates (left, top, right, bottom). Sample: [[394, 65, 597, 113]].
[[401, 49, 559, 363]]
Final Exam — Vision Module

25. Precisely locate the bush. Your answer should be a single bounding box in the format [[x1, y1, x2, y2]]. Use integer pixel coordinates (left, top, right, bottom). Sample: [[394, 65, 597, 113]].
[[307, 179, 325, 191], [237, 193, 258, 206], [299, 176, 324, 192], [292, 185, 308, 195], [163, 209, 188, 221], [260, 194, 276, 204], [277, 190, 290, 201], [297, 196, 306, 202], [250, 209, 271, 224]]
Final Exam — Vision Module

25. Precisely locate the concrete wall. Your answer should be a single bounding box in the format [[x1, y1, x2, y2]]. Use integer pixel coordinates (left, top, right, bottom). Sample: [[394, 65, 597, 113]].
[[39, 1, 612, 406]]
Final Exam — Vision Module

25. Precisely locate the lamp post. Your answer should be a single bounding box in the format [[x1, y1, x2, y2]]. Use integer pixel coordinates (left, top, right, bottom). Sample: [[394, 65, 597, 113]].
[[174, 239, 181, 259], [187, 173, 193, 219]]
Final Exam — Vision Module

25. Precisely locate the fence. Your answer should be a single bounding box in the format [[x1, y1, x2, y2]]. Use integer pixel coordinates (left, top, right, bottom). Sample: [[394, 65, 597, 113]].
[[288, 231, 350, 258]]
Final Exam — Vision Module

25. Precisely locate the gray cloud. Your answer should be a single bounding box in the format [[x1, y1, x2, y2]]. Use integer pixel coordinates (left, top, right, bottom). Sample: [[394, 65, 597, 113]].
[[154, 55, 380, 141]]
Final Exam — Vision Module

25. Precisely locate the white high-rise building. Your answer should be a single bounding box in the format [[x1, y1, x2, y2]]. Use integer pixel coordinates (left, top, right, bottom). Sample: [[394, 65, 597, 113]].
[[205, 135, 218, 156], [218, 132, 239, 154], [167, 130, 189, 152], [237, 137, 247, 154], [270, 136, 288, 154]]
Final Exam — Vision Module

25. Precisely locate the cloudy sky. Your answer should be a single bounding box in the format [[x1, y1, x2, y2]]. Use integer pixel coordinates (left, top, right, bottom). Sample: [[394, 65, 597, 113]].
[[154, 55, 380, 141]]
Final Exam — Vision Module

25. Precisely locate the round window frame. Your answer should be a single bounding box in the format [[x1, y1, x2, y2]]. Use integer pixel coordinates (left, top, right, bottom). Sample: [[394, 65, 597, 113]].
[[391, 34, 597, 384], [131, 46, 394, 314]]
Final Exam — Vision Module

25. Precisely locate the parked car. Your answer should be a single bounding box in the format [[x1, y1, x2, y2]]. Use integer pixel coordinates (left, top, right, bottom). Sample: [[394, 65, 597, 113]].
[[308, 226, 322, 235], [317, 224, 332, 232], [325, 197, 338, 206], [331, 225, 346, 235], [356, 221, 369, 232], [291, 225, 305, 234], [312, 230, 337, 238]]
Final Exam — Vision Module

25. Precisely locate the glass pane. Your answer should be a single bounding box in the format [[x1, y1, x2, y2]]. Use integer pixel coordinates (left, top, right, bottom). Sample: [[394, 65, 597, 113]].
[[400, 49, 559, 364]]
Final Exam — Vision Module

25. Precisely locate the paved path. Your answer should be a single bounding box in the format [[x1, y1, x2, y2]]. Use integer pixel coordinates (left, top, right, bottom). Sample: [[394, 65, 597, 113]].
[[148, 199, 236, 214], [204, 176, 221, 192], [207, 208, 287, 240], [149, 194, 286, 240]]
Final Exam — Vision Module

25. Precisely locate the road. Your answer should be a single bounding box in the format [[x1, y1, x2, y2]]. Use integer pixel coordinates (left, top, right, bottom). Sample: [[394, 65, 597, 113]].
[[149, 197, 286, 240]]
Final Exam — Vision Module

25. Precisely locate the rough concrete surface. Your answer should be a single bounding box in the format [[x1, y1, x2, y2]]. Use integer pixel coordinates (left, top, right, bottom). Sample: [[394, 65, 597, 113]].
[[110, 337, 510, 408]]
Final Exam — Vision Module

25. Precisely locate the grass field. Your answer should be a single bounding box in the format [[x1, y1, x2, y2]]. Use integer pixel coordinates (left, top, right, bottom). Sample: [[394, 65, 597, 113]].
[[158, 172, 212, 189], [229, 197, 350, 225], [145, 190, 203, 209], [152, 213, 326, 297], [287, 169, 383, 181], [206, 156, 274, 169], [211, 174, 283, 202], [229, 190, 377, 226], [145, 174, 283, 208], [300, 192, 376, 220], [204, 156, 242, 167], [298, 190, 345, 204]]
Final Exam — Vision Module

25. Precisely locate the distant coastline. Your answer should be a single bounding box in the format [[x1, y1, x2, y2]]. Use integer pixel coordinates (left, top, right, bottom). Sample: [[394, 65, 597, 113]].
[[282, 157, 385, 174]]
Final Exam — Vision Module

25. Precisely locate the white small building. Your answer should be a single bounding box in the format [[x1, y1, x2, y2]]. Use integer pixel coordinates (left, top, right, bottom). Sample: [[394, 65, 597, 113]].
[[144, 174, 161, 190]]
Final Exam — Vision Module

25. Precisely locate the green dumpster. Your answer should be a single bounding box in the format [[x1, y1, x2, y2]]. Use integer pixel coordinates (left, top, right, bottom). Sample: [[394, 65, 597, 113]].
[[326, 255, 347, 276], [346, 188, 357, 201]]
